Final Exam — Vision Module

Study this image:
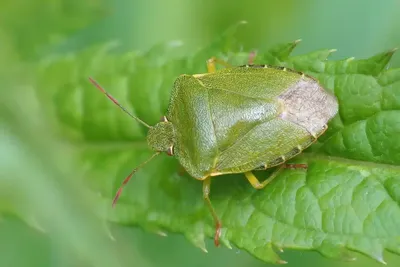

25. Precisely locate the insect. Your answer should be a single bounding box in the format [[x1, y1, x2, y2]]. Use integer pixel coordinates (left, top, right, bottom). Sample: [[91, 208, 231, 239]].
[[89, 54, 338, 247]]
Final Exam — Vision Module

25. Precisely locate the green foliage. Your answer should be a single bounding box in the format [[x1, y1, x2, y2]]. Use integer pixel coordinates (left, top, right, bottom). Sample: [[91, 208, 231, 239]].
[[35, 25, 400, 264], [0, 0, 105, 60]]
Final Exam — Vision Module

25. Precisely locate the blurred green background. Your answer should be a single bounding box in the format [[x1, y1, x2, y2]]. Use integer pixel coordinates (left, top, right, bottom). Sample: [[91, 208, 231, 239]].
[[0, 0, 399, 266]]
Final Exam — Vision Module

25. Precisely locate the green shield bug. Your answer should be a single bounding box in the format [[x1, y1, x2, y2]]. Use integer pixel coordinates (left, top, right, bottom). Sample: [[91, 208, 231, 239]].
[[89, 53, 338, 247]]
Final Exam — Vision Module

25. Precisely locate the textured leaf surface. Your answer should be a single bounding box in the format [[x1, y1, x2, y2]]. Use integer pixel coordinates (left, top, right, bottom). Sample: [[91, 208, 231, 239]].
[[36, 25, 400, 264]]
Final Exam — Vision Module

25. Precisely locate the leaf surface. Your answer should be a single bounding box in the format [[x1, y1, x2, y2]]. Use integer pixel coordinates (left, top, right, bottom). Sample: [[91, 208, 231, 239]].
[[36, 25, 400, 264]]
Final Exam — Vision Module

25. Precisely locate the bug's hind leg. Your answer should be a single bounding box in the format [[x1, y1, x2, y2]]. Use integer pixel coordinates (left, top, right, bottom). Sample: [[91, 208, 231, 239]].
[[207, 57, 233, 73], [202, 177, 222, 247], [245, 165, 285, 189], [245, 163, 308, 189]]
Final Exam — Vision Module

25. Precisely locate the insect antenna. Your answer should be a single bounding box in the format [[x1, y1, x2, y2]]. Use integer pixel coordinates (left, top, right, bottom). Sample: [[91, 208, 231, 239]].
[[112, 152, 161, 207], [89, 77, 151, 128]]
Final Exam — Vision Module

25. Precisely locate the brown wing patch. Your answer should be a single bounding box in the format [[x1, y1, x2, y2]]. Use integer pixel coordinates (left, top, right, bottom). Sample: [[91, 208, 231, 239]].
[[278, 77, 338, 137]]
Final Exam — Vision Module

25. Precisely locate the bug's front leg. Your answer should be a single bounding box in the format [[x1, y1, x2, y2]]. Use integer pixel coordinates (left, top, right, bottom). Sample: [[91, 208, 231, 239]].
[[202, 177, 222, 247], [245, 163, 308, 189], [206, 57, 232, 73]]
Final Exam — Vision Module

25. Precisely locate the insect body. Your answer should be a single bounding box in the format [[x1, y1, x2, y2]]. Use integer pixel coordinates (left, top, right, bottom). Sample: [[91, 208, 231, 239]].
[[90, 56, 338, 247]]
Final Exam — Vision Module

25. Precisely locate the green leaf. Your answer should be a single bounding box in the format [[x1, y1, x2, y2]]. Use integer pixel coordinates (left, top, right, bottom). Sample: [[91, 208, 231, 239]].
[[36, 26, 400, 264], [0, 0, 105, 59]]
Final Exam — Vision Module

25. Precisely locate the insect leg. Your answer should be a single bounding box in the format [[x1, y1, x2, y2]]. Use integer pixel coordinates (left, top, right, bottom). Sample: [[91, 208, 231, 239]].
[[202, 177, 222, 247], [244, 165, 285, 189], [207, 57, 233, 73]]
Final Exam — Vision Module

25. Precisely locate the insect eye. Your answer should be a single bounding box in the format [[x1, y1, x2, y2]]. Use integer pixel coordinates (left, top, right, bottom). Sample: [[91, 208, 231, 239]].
[[160, 116, 168, 122], [166, 146, 174, 156]]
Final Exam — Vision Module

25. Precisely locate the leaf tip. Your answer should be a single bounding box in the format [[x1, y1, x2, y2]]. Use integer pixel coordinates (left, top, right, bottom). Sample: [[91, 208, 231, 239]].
[[189, 236, 208, 253], [276, 259, 288, 264], [238, 20, 248, 25], [220, 237, 233, 249], [104, 225, 116, 241], [376, 256, 387, 265], [185, 222, 208, 253], [294, 39, 302, 45], [156, 230, 168, 237], [346, 56, 355, 62], [389, 47, 398, 54]]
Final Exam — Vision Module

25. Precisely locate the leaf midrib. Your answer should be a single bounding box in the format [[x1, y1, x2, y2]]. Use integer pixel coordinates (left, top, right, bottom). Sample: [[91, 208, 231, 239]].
[[74, 139, 400, 170]]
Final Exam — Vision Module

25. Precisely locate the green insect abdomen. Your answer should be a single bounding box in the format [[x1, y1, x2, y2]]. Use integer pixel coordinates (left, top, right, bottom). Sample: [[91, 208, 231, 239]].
[[168, 66, 338, 179]]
